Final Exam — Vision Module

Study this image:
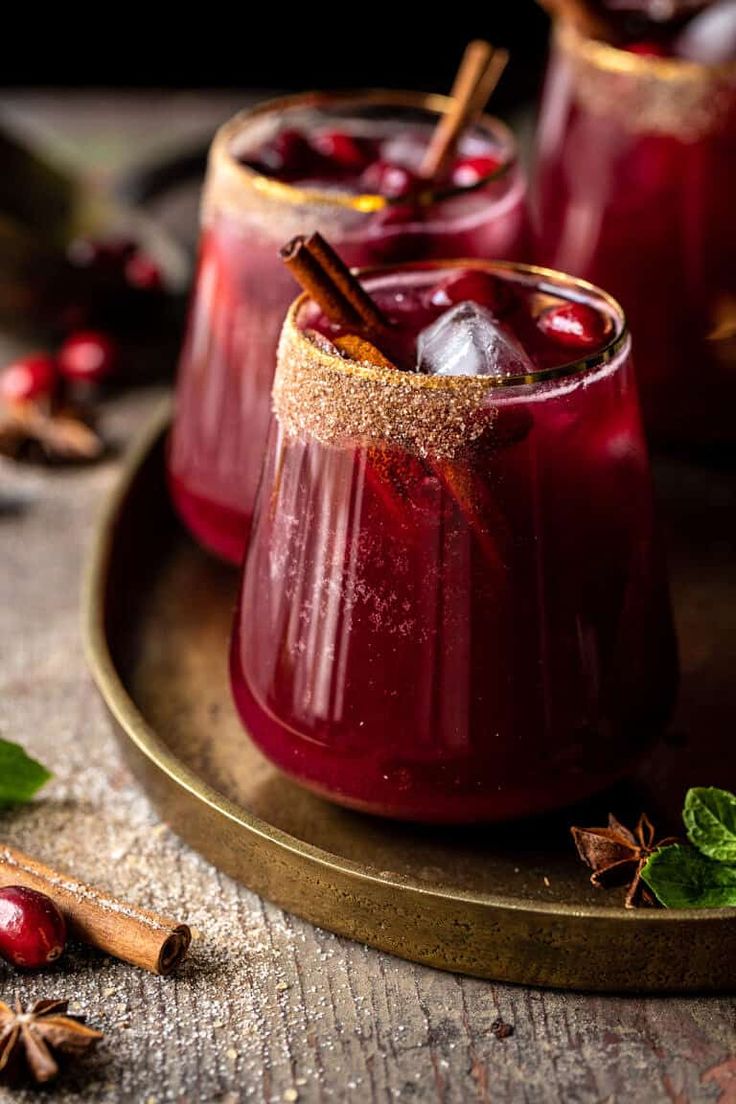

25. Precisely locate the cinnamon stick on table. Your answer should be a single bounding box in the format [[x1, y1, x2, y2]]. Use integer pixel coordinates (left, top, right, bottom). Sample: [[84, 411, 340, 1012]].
[[0, 844, 191, 976]]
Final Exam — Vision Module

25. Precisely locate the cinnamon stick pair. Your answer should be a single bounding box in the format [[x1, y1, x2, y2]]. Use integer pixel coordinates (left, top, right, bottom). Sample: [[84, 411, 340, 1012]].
[[0, 845, 191, 976], [420, 40, 510, 182], [281, 233, 390, 342]]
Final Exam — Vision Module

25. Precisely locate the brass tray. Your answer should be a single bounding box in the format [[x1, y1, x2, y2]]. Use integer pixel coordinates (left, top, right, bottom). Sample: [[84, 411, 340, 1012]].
[[84, 403, 736, 992]]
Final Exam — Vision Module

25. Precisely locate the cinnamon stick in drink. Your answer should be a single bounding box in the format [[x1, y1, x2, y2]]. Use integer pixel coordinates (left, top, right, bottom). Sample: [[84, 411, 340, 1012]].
[[0, 844, 191, 975], [419, 40, 509, 182], [281, 233, 390, 335], [279, 234, 509, 570]]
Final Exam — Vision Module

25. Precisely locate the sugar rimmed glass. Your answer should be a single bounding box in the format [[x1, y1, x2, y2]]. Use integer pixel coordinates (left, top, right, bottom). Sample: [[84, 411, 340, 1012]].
[[533, 21, 736, 446], [167, 91, 530, 563], [230, 259, 678, 823]]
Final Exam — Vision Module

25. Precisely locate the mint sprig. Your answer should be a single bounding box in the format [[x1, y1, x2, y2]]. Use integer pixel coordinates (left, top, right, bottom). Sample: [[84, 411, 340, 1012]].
[[640, 786, 736, 909], [683, 786, 736, 863], [642, 845, 736, 909], [0, 737, 51, 808]]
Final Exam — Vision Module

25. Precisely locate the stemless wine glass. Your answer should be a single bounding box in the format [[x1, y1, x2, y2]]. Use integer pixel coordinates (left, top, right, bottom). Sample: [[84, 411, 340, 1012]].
[[230, 260, 678, 824], [167, 91, 530, 563], [533, 19, 736, 446]]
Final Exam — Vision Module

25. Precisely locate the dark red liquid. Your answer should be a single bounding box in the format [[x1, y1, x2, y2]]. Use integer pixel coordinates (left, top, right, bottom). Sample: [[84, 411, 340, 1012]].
[[534, 25, 736, 446], [231, 263, 678, 823], [168, 96, 530, 563]]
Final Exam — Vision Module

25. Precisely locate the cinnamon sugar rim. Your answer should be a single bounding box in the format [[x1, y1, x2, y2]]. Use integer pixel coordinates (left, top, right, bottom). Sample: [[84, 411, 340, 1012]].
[[274, 261, 629, 460], [210, 89, 518, 214], [285, 259, 629, 390], [557, 20, 736, 82]]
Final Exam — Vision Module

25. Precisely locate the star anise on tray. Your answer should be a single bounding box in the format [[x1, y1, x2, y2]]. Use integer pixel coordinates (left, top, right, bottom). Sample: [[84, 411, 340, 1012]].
[[0, 998, 103, 1084], [0, 401, 104, 464], [571, 813, 679, 909]]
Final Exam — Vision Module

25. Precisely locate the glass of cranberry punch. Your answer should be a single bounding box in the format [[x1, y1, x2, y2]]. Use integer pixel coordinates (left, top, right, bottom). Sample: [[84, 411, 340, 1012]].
[[230, 250, 678, 823], [534, 1, 736, 446], [168, 90, 530, 563]]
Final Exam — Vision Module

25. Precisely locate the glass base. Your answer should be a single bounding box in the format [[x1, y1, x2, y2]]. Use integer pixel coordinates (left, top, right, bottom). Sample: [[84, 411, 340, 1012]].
[[168, 472, 248, 566], [230, 640, 653, 824]]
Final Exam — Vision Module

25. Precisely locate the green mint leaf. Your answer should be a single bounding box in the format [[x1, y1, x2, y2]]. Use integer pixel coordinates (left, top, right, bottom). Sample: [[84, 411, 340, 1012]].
[[0, 737, 52, 807], [641, 844, 736, 908], [683, 787, 736, 863]]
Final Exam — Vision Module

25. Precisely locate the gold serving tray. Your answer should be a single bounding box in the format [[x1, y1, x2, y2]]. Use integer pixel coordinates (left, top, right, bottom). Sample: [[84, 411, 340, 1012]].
[[84, 403, 736, 992]]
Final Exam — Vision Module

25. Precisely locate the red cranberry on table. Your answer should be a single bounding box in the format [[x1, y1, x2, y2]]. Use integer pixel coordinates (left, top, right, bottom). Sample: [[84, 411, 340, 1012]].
[[0, 354, 57, 404], [67, 236, 137, 271], [537, 303, 610, 349], [428, 270, 514, 316], [361, 160, 419, 199], [58, 331, 117, 384], [124, 252, 164, 292], [0, 886, 67, 969], [450, 155, 502, 189]]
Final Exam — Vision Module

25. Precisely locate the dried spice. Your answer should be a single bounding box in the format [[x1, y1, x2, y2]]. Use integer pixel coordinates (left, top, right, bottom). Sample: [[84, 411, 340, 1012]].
[[0, 999, 103, 1084], [0, 401, 103, 463], [571, 813, 678, 908], [490, 1020, 514, 1040]]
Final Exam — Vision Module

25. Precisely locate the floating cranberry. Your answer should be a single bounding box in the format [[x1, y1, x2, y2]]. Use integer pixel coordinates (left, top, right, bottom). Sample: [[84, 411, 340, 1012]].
[[0, 886, 67, 969], [0, 354, 57, 404], [58, 331, 117, 384], [361, 160, 419, 200], [313, 130, 373, 170], [627, 40, 669, 57], [450, 155, 502, 189], [428, 269, 513, 316], [125, 252, 164, 292], [258, 128, 315, 175], [537, 303, 610, 349]]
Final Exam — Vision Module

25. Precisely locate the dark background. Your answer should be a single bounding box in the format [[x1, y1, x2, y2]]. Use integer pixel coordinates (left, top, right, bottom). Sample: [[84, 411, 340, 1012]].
[[0, 5, 551, 112]]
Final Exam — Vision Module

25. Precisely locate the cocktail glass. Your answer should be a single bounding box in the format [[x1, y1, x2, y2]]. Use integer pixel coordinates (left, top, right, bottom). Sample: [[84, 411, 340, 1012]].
[[230, 259, 678, 823], [533, 19, 736, 446], [168, 91, 530, 563]]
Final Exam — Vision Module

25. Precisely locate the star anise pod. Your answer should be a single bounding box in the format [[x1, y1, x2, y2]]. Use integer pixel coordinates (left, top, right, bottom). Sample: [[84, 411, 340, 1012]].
[[0, 998, 103, 1084], [571, 813, 679, 908], [0, 401, 103, 464]]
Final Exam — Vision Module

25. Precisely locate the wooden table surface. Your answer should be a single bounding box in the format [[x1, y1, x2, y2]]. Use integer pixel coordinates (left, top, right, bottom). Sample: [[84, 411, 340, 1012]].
[[1, 91, 734, 1104]]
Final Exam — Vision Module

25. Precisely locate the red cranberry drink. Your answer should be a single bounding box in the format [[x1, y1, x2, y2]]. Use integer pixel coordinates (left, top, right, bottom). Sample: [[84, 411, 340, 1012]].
[[230, 255, 678, 823], [168, 90, 530, 562], [534, 3, 736, 445]]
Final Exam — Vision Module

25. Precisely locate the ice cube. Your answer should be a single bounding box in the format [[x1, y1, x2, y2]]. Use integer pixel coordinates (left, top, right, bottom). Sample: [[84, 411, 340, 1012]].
[[417, 302, 534, 378]]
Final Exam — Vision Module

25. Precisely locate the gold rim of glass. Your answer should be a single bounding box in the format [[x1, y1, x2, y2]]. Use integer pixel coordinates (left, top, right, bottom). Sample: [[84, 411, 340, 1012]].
[[557, 19, 736, 82], [210, 89, 518, 214], [287, 259, 630, 389]]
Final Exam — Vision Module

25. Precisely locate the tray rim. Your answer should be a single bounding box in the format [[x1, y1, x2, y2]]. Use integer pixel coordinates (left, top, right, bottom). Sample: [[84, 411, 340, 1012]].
[[83, 402, 736, 934]]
